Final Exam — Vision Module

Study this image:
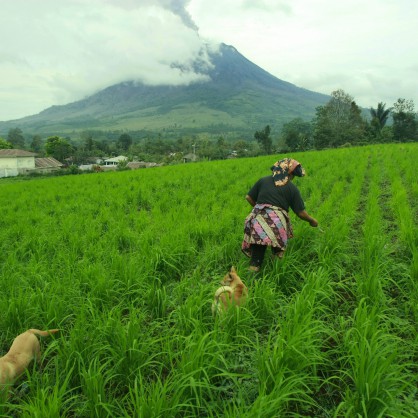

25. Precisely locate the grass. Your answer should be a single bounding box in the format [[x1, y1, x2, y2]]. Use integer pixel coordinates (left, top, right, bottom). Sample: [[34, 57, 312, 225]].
[[0, 143, 417, 416]]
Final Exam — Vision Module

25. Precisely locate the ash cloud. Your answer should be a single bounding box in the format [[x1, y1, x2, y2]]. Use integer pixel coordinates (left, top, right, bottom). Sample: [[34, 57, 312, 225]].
[[0, 0, 214, 121]]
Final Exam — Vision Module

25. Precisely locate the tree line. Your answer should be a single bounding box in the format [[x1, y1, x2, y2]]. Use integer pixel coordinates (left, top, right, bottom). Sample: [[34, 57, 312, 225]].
[[276, 90, 417, 153], [1, 89, 417, 165], [0, 128, 257, 165]]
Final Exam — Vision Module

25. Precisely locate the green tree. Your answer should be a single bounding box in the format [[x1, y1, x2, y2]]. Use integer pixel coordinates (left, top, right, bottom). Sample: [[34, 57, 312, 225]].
[[312, 105, 333, 149], [117, 159, 129, 171], [7, 128, 25, 149], [80, 131, 97, 152], [379, 126, 394, 143], [97, 140, 110, 154], [370, 102, 391, 137], [313, 89, 366, 148], [392, 98, 417, 142], [45, 136, 73, 162], [0, 138, 13, 149], [117, 133, 133, 151], [85, 135, 94, 152], [213, 136, 228, 159], [143, 138, 167, 157], [73, 132, 101, 164], [281, 118, 312, 151], [254, 125, 272, 154], [233, 139, 252, 157], [348, 100, 366, 142], [30, 135, 43, 153]]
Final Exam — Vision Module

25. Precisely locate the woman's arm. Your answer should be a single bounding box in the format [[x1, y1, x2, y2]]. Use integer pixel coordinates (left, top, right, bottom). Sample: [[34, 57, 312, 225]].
[[296, 209, 318, 227], [245, 194, 256, 207]]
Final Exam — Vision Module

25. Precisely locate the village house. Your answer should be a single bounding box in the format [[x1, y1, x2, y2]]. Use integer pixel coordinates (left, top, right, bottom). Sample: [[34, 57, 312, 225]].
[[34, 157, 64, 174], [183, 153, 199, 163], [0, 149, 63, 178], [0, 149, 37, 178], [78, 160, 162, 172], [103, 155, 128, 166]]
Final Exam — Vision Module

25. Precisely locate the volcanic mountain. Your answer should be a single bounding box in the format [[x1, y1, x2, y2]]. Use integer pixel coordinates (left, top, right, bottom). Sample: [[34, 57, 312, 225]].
[[0, 44, 329, 136]]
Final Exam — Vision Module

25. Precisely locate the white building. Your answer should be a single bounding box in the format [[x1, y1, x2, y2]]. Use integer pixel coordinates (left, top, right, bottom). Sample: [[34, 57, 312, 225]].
[[0, 149, 37, 178], [104, 155, 128, 166], [0, 149, 63, 178]]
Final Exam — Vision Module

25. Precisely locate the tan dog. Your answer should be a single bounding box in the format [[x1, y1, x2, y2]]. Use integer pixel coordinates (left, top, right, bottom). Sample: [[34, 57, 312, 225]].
[[212, 266, 248, 315], [0, 329, 59, 392]]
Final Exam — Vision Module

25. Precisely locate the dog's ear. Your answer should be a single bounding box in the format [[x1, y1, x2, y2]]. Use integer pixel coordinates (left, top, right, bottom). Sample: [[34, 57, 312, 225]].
[[220, 270, 230, 285], [230, 266, 237, 274], [222, 273, 232, 285]]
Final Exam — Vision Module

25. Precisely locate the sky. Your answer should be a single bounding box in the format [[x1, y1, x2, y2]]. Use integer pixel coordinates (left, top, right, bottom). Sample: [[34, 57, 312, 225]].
[[1, 0, 417, 122]]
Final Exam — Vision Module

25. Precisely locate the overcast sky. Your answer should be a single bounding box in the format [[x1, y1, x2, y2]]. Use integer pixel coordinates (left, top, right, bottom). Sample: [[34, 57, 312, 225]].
[[1, 0, 417, 122]]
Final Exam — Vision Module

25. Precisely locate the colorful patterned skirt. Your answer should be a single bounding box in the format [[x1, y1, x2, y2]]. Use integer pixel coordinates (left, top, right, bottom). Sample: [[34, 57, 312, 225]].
[[241, 204, 293, 258]]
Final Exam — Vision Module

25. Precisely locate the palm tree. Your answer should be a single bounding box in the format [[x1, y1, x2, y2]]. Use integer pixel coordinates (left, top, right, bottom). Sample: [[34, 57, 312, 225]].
[[370, 102, 391, 134]]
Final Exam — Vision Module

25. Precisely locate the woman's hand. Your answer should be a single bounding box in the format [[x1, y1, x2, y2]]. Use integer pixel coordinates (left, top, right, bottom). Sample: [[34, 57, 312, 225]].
[[297, 210, 318, 227], [309, 218, 318, 227]]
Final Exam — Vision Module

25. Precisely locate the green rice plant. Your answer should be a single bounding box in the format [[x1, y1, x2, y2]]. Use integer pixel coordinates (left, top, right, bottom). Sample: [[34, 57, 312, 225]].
[[247, 278, 286, 328], [170, 288, 213, 336], [244, 370, 315, 418], [390, 144, 418, 211], [255, 268, 333, 415], [336, 300, 411, 417], [77, 356, 121, 417], [383, 148, 418, 332], [122, 371, 222, 418], [149, 248, 192, 284], [390, 183, 416, 257], [1, 357, 76, 417], [212, 306, 256, 349], [384, 144, 417, 256], [144, 280, 170, 319], [123, 374, 188, 418], [98, 310, 170, 386], [408, 264, 418, 326], [159, 332, 241, 416], [354, 157, 388, 304], [305, 148, 367, 274]]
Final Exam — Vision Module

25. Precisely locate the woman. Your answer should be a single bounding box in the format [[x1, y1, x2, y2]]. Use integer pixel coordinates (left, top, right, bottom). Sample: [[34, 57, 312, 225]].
[[242, 158, 318, 272]]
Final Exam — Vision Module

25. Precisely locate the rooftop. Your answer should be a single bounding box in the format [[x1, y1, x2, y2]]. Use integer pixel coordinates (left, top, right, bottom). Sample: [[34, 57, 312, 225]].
[[0, 149, 37, 157], [35, 157, 63, 168]]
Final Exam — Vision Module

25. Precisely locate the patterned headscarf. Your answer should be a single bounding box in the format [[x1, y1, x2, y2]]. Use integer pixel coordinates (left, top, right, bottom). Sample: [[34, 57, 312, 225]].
[[271, 158, 305, 187]]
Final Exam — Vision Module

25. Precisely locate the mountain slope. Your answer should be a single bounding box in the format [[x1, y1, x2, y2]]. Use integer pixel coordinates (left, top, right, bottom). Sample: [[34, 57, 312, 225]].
[[0, 44, 329, 136]]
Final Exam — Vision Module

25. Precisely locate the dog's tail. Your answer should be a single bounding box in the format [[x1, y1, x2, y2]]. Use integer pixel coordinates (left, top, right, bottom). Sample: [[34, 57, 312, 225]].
[[214, 286, 233, 300], [28, 329, 60, 337], [212, 286, 234, 315]]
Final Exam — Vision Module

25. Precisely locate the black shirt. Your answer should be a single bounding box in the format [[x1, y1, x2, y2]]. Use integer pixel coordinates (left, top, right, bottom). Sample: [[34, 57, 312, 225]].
[[247, 176, 305, 214]]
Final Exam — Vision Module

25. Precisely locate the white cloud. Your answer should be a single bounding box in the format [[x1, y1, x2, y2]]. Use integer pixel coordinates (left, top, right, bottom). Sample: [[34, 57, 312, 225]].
[[1, 0, 417, 121], [189, 0, 418, 110], [0, 0, 209, 121]]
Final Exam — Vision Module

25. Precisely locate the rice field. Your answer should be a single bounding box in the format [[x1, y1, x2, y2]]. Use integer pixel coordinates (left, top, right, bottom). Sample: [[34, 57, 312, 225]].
[[0, 143, 417, 417]]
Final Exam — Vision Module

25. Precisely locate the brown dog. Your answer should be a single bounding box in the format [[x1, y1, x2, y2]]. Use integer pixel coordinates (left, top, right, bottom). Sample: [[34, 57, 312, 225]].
[[0, 329, 59, 392], [212, 266, 248, 315]]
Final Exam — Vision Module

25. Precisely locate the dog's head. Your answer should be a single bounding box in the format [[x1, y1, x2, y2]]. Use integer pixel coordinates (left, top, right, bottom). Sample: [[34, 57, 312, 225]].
[[220, 266, 241, 287]]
